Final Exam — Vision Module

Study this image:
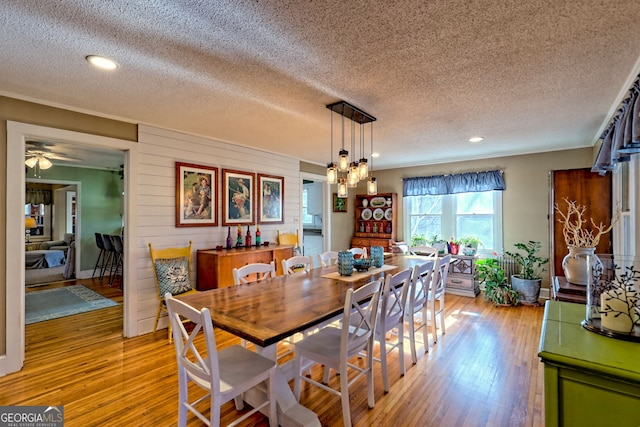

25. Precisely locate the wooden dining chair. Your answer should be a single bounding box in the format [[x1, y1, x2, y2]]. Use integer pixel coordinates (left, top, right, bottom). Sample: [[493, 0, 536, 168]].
[[349, 247, 367, 259], [405, 259, 436, 363], [293, 278, 383, 427], [428, 254, 451, 343], [277, 230, 299, 246], [165, 294, 278, 427], [148, 241, 197, 344], [232, 262, 276, 285], [281, 255, 313, 275], [317, 251, 339, 267]]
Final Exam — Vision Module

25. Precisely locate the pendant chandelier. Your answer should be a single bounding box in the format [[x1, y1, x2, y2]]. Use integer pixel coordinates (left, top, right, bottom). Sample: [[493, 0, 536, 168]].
[[326, 101, 377, 198]]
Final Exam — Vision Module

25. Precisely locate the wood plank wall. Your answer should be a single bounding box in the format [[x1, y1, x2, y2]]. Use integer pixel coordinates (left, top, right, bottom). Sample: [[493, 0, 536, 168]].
[[136, 125, 301, 333]]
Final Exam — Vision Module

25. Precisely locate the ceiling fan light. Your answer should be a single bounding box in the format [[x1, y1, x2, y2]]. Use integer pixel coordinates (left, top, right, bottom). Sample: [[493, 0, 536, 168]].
[[38, 156, 53, 169], [25, 157, 38, 168]]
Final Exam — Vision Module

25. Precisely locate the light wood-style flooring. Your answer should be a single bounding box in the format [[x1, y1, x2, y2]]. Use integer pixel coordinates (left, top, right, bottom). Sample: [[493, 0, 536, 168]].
[[5, 278, 545, 426]]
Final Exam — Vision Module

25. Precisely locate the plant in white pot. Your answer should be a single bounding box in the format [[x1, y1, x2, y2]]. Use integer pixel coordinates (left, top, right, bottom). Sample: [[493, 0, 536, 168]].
[[505, 241, 549, 306], [554, 198, 619, 285]]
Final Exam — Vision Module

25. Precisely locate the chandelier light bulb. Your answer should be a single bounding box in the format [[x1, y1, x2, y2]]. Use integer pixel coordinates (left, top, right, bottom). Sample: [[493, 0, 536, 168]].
[[326, 163, 338, 184], [337, 178, 348, 198], [367, 176, 378, 195], [358, 158, 368, 180], [338, 149, 349, 172]]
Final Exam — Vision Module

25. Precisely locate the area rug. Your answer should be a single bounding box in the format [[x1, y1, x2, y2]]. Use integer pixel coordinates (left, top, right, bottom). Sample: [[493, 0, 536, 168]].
[[25, 285, 118, 325]]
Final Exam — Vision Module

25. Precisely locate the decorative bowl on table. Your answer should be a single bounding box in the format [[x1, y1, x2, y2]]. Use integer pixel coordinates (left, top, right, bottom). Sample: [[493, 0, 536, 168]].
[[353, 258, 372, 272]]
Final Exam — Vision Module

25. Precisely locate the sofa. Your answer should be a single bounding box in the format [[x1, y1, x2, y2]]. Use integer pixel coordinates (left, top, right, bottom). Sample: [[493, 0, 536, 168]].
[[25, 243, 75, 286], [40, 233, 75, 254]]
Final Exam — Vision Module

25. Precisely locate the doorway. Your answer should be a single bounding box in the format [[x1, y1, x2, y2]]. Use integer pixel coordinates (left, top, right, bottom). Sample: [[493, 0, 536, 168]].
[[301, 172, 329, 262], [5, 121, 138, 375]]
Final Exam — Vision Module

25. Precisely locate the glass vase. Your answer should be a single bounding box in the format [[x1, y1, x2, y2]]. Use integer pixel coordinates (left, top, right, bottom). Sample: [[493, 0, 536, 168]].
[[582, 255, 640, 342], [338, 251, 354, 276], [370, 246, 384, 268]]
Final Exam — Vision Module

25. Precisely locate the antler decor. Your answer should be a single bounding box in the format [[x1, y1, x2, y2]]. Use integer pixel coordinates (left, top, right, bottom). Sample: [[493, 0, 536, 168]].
[[554, 198, 619, 248]]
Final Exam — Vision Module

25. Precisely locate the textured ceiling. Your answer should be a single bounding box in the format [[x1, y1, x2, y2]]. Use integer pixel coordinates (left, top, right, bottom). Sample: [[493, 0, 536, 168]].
[[2, 0, 640, 170]]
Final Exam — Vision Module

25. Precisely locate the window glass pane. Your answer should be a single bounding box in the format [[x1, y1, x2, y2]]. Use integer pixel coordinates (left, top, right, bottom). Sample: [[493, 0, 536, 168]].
[[457, 215, 494, 249], [405, 190, 502, 252], [457, 192, 493, 214]]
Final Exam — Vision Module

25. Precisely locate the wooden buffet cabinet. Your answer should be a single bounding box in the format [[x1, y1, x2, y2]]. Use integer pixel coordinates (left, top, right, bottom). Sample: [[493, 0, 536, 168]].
[[351, 193, 397, 252], [196, 245, 293, 290]]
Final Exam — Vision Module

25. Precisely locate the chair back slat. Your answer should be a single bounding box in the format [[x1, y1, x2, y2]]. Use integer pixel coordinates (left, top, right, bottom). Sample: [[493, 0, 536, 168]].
[[233, 262, 276, 285], [165, 294, 220, 396], [282, 256, 313, 275], [433, 255, 452, 296], [318, 251, 339, 267], [409, 260, 436, 311], [341, 279, 383, 361]]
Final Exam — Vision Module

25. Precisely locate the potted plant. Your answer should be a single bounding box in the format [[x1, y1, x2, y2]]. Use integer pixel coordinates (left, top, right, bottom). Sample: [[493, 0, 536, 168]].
[[476, 258, 519, 306], [460, 235, 482, 255], [410, 234, 427, 247], [449, 237, 461, 255], [505, 241, 549, 305], [428, 235, 448, 255]]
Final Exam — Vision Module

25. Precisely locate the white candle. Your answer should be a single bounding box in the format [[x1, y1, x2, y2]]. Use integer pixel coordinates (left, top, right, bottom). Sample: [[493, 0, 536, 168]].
[[600, 288, 633, 333]]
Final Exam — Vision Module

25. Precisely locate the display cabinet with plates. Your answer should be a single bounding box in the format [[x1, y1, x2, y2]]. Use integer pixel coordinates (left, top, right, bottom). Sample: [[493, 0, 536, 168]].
[[351, 193, 397, 252]]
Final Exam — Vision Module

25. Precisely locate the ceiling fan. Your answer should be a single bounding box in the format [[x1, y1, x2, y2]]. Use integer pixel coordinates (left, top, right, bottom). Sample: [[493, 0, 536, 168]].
[[25, 141, 81, 170]]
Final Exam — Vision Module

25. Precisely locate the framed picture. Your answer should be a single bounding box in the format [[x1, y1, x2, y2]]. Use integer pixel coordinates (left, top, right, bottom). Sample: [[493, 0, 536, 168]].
[[333, 193, 347, 212], [222, 169, 255, 225], [175, 162, 218, 227], [257, 174, 284, 224]]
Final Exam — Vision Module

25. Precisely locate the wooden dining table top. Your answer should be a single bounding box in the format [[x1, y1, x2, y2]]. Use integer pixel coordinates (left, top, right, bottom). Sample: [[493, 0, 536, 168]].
[[178, 254, 428, 347]]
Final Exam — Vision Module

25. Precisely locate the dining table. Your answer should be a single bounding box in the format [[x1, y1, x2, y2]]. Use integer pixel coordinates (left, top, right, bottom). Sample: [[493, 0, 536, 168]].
[[178, 253, 428, 427]]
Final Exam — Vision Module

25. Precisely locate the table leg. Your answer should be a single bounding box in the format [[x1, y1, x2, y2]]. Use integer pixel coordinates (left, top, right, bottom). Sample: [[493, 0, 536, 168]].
[[243, 343, 321, 427]]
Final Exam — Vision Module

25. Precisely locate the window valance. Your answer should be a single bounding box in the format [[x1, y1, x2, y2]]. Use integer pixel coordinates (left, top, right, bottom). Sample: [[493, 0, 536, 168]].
[[403, 170, 505, 196], [592, 75, 640, 175], [26, 189, 52, 205]]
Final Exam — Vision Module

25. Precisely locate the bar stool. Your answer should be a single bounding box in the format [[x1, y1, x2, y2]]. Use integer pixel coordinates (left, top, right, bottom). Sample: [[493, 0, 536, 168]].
[[110, 235, 124, 288], [101, 234, 117, 282], [92, 233, 107, 279]]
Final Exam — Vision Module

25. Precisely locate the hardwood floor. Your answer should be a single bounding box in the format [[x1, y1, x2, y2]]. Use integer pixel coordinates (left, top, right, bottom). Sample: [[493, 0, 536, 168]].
[[8, 278, 545, 426]]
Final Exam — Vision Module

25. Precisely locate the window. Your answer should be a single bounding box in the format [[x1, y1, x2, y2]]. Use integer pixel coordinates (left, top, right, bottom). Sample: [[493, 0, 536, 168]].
[[302, 188, 313, 225], [404, 190, 503, 254]]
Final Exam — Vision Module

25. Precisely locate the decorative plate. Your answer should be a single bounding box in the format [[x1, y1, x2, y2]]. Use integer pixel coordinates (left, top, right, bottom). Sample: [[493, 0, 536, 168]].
[[370, 196, 386, 208], [373, 208, 384, 220], [361, 208, 372, 220], [384, 209, 393, 220]]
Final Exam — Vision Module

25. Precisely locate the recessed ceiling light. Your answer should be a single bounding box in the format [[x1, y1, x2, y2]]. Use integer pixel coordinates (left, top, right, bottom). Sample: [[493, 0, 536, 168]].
[[468, 136, 484, 143], [86, 55, 118, 70], [371, 152, 380, 158]]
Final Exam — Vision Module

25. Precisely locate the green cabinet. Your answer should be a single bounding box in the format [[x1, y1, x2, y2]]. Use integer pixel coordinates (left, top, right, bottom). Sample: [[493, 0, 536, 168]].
[[538, 301, 640, 426]]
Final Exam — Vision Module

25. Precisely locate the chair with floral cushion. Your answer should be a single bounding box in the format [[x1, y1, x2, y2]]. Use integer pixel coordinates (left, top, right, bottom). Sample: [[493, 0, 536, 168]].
[[149, 241, 197, 344]]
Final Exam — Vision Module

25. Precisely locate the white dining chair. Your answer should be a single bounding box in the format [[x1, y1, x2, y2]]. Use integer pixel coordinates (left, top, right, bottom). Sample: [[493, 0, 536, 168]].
[[293, 278, 383, 427], [428, 254, 451, 343], [405, 259, 436, 363], [232, 261, 276, 285], [165, 293, 278, 427], [281, 255, 313, 275], [371, 267, 413, 393], [408, 245, 438, 257], [349, 247, 367, 259], [317, 251, 339, 267]]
